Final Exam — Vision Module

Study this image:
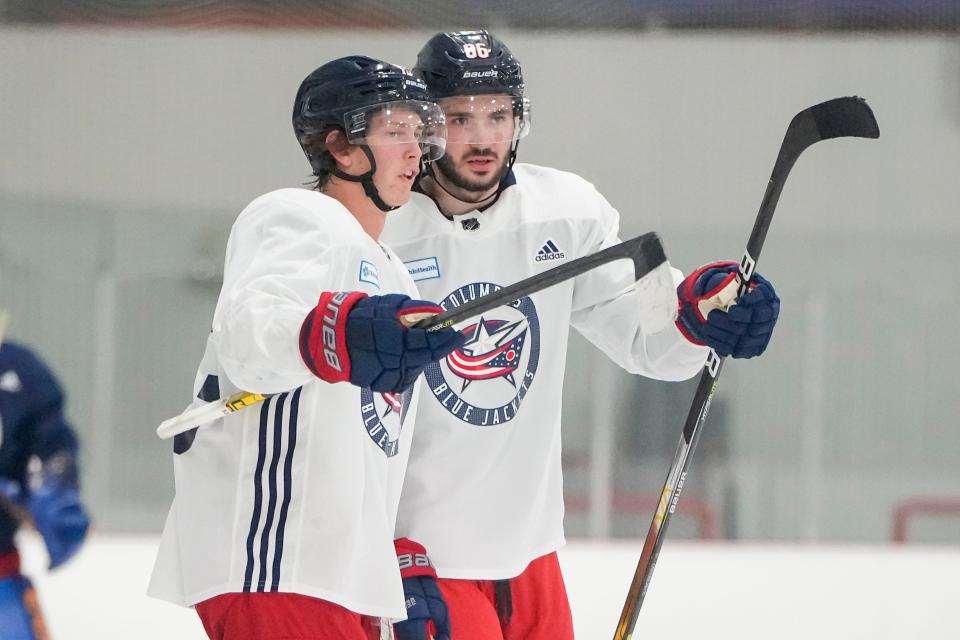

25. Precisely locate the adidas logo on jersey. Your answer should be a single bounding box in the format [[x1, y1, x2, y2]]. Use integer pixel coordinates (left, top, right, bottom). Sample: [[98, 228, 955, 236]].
[[534, 239, 565, 262]]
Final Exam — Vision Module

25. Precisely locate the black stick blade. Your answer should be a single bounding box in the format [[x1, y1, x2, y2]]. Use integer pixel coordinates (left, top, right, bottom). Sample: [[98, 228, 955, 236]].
[[630, 232, 667, 281], [809, 96, 880, 141]]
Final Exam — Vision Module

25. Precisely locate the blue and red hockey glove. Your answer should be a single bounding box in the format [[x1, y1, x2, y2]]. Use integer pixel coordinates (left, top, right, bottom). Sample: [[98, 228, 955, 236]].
[[300, 292, 464, 393], [393, 538, 450, 640], [676, 261, 780, 358]]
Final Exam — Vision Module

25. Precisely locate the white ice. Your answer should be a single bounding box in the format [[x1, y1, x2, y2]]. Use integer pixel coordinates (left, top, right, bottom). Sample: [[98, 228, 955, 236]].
[[16, 534, 960, 639]]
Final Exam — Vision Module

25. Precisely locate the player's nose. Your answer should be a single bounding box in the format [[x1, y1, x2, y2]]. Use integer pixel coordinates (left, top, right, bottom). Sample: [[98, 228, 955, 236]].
[[406, 140, 422, 160]]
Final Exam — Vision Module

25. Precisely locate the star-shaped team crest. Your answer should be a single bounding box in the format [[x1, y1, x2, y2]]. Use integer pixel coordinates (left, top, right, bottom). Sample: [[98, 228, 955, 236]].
[[447, 316, 529, 391]]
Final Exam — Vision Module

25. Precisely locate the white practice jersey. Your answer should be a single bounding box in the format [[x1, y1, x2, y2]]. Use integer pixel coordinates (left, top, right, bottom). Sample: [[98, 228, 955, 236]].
[[149, 188, 420, 619], [381, 164, 709, 580]]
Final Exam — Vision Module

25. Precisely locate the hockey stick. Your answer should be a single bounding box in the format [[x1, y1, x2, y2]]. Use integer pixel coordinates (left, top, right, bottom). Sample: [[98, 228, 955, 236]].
[[156, 231, 668, 440], [612, 96, 879, 640]]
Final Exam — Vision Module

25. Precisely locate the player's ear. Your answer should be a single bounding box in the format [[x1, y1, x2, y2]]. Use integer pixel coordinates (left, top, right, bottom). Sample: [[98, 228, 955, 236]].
[[325, 129, 358, 171]]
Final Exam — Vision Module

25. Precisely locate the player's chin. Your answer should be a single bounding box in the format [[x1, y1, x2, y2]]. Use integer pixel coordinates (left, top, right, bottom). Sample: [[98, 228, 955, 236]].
[[385, 186, 413, 208], [463, 175, 501, 194]]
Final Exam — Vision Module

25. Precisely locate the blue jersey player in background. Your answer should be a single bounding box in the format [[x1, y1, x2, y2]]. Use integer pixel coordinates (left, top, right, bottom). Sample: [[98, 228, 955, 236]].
[[0, 313, 90, 639]]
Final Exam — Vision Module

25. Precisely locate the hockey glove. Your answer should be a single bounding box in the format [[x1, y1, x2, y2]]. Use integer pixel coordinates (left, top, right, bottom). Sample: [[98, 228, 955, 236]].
[[677, 261, 780, 358], [1, 461, 90, 569], [31, 481, 90, 570], [393, 538, 450, 640], [300, 292, 464, 393]]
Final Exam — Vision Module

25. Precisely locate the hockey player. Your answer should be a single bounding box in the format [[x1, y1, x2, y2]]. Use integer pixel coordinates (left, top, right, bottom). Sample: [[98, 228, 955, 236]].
[[148, 56, 462, 640], [0, 314, 91, 640], [381, 31, 781, 639]]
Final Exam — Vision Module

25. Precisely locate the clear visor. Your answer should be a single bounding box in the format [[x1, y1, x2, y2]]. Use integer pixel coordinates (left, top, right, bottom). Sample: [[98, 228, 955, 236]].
[[344, 100, 447, 162], [441, 95, 531, 144]]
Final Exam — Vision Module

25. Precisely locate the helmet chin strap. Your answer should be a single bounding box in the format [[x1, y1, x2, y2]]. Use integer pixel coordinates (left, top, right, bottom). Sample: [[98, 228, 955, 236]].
[[332, 146, 398, 212], [427, 140, 521, 210]]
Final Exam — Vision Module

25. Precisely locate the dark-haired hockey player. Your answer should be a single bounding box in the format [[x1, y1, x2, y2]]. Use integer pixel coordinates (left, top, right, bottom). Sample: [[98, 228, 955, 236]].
[[382, 30, 780, 640]]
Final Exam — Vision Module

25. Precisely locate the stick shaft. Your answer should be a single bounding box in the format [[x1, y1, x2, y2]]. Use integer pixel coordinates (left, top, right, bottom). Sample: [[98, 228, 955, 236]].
[[613, 96, 878, 639], [157, 233, 666, 440], [417, 232, 664, 330]]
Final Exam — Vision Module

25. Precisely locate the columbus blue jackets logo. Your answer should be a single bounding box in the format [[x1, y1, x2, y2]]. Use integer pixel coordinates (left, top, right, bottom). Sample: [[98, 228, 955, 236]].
[[424, 282, 540, 426], [359, 386, 414, 457]]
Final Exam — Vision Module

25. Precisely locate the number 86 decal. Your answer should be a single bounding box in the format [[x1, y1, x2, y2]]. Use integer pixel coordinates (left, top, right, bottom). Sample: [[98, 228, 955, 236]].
[[463, 43, 490, 59]]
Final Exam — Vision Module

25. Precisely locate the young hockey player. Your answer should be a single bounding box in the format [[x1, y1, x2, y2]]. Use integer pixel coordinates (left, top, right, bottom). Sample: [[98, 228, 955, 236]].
[[148, 56, 463, 640]]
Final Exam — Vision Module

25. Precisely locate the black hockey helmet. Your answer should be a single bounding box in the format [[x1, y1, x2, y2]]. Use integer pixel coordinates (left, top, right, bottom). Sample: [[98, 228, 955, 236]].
[[414, 30, 525, 101], [414, 31, 529, 141], [414, 32, 530, 206], [292, 55, 446, 211], [293, 55, 446, 164]]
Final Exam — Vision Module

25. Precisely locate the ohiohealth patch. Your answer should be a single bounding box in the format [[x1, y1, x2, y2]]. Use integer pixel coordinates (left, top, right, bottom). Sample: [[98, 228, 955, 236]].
[[404, 257, 441, 282]]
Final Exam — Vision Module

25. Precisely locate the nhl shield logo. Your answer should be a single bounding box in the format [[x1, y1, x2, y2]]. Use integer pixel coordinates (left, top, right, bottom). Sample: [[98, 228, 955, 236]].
[[359, 386, 414, 457], [424, 282, 540, 426]]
